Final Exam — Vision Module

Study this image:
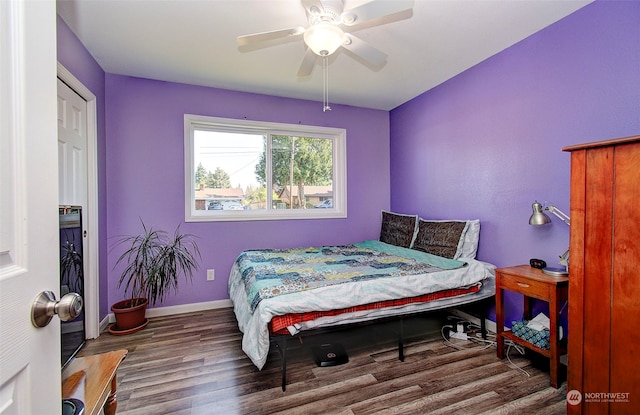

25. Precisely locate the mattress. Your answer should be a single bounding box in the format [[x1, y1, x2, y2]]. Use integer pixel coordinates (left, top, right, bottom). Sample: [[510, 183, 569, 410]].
[[268, 284, 481, 334]]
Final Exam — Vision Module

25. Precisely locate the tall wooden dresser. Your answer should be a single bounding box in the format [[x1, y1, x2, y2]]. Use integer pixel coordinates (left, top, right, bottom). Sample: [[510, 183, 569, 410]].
[[564, 135, 640, 414]]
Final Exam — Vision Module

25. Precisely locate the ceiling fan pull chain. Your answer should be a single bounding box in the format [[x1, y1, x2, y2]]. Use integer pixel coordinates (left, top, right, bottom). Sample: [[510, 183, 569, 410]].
[[323, 55, 331, 112]]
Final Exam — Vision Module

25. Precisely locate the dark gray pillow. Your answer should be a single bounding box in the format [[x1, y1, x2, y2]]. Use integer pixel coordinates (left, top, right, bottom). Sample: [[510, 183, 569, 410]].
[[379, 211, 418, 248], [413, 220, 467, 259]]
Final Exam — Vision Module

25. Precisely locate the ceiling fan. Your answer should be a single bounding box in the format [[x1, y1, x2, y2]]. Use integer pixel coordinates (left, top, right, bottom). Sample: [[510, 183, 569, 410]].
[[237, 0, 415, 77]]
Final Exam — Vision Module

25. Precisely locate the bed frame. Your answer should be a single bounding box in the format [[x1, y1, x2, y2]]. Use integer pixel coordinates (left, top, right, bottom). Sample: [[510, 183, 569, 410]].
[[269, 295, 493, 391]]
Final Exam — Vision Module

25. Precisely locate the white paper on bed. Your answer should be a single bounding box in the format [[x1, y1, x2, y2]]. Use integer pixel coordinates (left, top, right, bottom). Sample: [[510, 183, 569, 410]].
[[229, 252, 495, 370]]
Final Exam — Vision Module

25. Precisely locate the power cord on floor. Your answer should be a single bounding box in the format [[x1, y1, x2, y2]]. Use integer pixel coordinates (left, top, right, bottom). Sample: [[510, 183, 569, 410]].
[[506, 340, 530, 377]]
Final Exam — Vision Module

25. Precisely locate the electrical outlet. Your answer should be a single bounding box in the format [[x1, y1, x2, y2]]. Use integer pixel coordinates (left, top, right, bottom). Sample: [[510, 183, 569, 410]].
[[207, 269, 215, 281]]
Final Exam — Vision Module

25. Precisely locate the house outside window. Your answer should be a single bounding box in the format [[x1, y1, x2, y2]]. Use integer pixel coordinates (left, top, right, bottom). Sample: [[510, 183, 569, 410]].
[[184, 114, 347, 221]]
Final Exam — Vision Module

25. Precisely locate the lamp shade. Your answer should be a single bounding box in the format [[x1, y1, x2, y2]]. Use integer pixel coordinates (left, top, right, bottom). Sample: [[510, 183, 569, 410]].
[[529, 201, 552, 225], [304, 22, 344, 56]]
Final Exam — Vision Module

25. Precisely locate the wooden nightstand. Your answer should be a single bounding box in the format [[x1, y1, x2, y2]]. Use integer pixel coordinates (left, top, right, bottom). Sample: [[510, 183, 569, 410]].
[[495, 265, 568, 388]]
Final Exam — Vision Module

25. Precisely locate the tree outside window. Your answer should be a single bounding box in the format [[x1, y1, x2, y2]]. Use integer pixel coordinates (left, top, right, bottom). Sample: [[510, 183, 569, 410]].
[[255, 135, 333, 209]]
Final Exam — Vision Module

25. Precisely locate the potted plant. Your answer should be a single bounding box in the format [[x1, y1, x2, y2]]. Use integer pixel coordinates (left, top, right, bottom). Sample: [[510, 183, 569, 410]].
[[109, 220, 200, 335]]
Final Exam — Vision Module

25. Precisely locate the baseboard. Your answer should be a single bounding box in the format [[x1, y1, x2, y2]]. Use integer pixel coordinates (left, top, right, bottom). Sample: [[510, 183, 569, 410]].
[[106, 299, 233, 325], [450, 308, 497, 334], [99, 315, 111, 335]]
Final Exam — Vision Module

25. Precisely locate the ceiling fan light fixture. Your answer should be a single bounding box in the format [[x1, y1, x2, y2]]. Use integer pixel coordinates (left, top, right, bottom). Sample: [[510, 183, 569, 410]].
[[341, 12, 357, 25], [304, 22, 345, 56]]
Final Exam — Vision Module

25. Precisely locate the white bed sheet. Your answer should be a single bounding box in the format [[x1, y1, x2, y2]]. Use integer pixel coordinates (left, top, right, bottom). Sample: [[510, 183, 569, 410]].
[[229, 257, 495, 369]]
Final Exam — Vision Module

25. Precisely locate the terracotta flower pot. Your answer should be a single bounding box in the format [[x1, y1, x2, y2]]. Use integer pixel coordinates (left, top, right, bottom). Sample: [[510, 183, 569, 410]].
[[109, 298, 149, 335]]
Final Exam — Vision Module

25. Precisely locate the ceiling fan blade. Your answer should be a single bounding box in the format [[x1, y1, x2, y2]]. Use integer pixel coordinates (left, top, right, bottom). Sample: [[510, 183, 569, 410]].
[[341, 34, 387, 67], [341, 0, 414, 26], [297, 48, 317, 77], [237, 27, 306, 47]]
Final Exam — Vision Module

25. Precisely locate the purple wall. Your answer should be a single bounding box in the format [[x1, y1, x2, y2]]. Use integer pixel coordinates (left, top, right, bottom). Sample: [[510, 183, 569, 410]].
[[389, 1, 640, 325], [105, 75, 390, 308], [56, 16, 110, 319]]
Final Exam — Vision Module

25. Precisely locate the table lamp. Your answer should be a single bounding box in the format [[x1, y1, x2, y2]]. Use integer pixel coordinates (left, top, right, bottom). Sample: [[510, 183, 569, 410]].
[[529, 201, 570, 276]]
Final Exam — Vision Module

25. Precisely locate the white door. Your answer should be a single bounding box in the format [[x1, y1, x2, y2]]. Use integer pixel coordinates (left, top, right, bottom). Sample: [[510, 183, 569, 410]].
[[0, 1, 61, 413], [58, 78, 88, 208]]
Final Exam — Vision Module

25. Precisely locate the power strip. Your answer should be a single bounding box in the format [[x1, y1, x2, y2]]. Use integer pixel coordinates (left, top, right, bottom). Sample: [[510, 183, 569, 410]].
[[450, 309, 498, 334], [450, 332, 468, 341]]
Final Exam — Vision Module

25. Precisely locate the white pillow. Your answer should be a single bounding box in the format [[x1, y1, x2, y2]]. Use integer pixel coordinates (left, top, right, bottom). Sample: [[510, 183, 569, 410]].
[[417, 219, 480, 259], [459, 219, 480, 259]]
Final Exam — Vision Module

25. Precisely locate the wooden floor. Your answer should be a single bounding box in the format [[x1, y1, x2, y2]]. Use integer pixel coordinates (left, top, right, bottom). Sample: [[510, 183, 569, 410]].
[[79, 308, 568, 415]]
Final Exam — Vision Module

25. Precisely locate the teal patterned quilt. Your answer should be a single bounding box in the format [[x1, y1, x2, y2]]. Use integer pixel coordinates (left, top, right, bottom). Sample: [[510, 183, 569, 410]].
[[236, 240, 466, 313]]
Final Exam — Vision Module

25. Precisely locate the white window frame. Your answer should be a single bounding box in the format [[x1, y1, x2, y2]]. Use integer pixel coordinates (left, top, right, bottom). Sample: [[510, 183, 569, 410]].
[[184, 114, 347, 222]]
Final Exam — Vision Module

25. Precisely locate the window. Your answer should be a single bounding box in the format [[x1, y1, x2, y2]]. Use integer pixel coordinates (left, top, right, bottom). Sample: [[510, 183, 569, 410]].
[[184, 115, 347, 221]]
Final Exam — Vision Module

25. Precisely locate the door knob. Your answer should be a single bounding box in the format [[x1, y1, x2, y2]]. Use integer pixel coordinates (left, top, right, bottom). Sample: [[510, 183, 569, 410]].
[[31, 291, 84, 328]]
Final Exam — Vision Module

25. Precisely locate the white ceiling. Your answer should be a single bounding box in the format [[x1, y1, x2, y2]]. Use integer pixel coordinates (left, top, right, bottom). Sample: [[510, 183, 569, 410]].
[[57, 0, 592, 111]]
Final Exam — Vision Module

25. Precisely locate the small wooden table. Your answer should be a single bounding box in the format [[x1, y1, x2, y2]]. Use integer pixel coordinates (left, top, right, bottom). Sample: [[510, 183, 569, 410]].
[[495, 265, 568, 388], [62, 349, 128, 415]]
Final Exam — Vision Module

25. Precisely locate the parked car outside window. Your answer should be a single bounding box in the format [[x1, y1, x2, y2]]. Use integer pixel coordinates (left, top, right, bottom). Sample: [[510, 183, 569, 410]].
[[221, 201, 244, 210], [209, 200, 244, 210], [208, 201, 223, 210], [313, 199, 333, 208]]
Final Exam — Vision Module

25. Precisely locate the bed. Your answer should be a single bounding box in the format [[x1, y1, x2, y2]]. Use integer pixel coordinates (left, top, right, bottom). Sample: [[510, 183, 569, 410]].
[[228, 211, 496, 390]]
